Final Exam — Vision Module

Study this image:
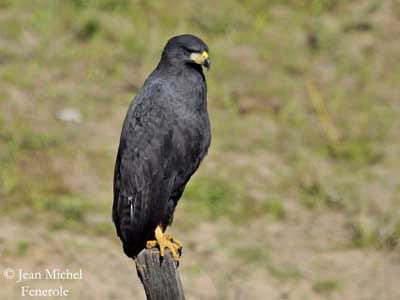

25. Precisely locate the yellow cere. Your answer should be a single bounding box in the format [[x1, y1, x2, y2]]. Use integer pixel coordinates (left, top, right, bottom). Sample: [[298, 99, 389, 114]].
[[190, 52, 207, 64]]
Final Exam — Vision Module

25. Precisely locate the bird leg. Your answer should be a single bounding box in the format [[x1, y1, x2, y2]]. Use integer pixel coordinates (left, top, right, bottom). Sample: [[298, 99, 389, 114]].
[[146, 225, 182, 261]]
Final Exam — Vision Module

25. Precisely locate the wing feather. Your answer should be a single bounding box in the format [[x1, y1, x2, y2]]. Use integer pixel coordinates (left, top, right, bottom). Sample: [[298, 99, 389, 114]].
[[113, 86, 177, 257]]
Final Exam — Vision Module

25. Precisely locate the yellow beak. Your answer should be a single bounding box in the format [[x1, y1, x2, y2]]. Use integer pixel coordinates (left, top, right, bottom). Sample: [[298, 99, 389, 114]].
[[190, 51, 211, 70]]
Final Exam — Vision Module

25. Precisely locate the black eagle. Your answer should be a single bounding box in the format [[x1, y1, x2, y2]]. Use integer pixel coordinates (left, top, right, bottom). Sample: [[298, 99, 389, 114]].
[[113, 34, 211, 260]]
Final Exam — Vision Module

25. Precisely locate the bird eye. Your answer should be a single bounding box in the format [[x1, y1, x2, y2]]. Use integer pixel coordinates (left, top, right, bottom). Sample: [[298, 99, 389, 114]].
[[184, 46, 200, 53]]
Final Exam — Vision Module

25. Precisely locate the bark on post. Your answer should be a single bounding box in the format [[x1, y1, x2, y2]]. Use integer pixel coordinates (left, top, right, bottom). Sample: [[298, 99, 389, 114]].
[[135, 248, 185, 300]]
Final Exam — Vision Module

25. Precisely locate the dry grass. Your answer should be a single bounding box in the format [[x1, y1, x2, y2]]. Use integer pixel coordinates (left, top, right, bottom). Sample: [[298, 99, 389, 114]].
[[1, 0, 400, 299]]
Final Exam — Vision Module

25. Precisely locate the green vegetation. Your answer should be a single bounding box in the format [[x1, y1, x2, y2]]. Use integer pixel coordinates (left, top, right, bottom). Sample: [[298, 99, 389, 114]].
[[16, 239, 29, 256], [261, 197, 286, 220], [1, 0, 399, 248], [184, 177, 237, 220], [313, 278, 342, 294], [0, 0, 399, 298]]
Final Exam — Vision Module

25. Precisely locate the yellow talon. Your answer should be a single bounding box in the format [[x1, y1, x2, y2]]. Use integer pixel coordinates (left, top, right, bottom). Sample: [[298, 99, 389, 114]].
[[146, 240, 158, 248], [164, 234, 183, 248], [146, 225, 182, 261]]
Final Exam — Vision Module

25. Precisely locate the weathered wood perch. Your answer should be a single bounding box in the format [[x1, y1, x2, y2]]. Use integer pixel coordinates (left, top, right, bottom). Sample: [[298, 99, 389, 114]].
[[135, 248, 185, 300]]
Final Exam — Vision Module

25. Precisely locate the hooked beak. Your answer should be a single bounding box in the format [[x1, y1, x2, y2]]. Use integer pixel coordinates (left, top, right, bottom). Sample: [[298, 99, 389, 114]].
[[190, 51, 211, 71], [203, 58, 210, 71]]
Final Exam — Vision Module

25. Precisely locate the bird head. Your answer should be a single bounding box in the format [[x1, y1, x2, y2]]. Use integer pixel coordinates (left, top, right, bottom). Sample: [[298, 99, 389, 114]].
[[161, 34, 210, 71]]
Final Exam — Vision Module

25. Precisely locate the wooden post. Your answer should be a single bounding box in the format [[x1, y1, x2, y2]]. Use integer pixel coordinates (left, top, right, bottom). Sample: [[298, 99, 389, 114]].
[[135, 248, 185, 300]]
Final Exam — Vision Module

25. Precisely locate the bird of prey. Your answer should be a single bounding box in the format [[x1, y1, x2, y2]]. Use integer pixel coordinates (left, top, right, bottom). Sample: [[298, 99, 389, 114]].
[[113, 34, 211, 261]]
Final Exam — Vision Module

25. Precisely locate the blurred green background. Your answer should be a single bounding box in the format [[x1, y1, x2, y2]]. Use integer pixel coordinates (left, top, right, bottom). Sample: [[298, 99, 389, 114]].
[[1, 0, 399, 299]]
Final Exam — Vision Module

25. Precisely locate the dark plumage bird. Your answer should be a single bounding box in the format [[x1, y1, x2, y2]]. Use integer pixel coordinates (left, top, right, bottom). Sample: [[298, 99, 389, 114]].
[[113, 34, 211, 260]]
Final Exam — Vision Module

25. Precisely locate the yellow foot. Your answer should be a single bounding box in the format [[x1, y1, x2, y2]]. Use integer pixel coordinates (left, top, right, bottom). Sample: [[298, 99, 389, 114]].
[[146, 226, 182, 261]]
